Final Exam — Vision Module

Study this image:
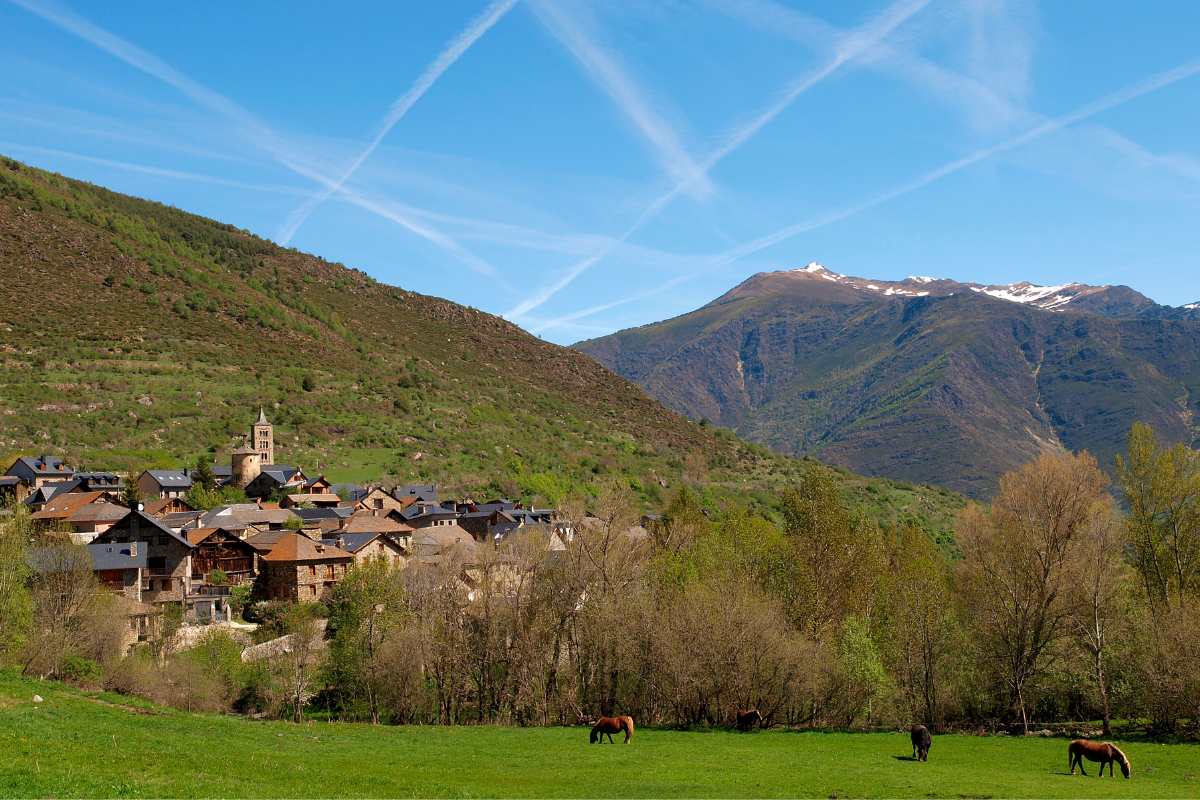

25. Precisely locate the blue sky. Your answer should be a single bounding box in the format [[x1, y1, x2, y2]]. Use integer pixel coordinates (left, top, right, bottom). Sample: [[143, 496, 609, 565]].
[[3, 0, 1200, 344]]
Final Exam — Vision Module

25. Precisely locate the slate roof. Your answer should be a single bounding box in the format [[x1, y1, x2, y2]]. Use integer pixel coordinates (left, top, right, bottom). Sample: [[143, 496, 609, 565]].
[[393, 483, 438, 502], [88, 541, 148, 570], [319, 532, 393, 554], [7, 455, 73, 478], [95, 509, 196, 550], [73, 472, 124, 490], [330, 483, 367, 501], [143, 469, 193, 489]]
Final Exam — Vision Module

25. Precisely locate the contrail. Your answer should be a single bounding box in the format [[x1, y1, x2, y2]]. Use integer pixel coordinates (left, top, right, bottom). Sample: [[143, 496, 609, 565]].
[[276, 0, 518, 245], [10, 0, 503, 281], [535, 56, 1200, 333], [0, 141, 307, 195], [506, 0, 930, 321], [529, 0, 713, 199]]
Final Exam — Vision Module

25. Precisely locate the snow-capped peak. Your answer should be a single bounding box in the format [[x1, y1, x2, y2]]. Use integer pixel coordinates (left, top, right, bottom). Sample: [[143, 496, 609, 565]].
[[793, 261, 830, 274], [776, 263, 1115, 312], [1186, 302, 1200, 310]]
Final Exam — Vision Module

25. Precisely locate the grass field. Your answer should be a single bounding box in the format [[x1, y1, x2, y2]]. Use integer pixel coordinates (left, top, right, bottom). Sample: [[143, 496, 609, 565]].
[[1, 672, 1197, 798]]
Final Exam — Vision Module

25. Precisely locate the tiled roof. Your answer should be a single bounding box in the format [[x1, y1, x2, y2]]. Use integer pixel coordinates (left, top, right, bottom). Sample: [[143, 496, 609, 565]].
[[262, 532, 353, 563], [30, 491, 109, 520], [343, 513, 412, 534], [69, 502, 130, 524]]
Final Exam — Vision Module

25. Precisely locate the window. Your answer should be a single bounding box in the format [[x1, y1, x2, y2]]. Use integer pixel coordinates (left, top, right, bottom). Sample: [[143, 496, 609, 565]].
[[373, 499, 383, 509], [308, 565, 316, 577]]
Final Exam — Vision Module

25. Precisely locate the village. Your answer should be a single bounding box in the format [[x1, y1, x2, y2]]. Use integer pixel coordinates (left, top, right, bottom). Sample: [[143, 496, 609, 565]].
[[0, 409, 568, 652]]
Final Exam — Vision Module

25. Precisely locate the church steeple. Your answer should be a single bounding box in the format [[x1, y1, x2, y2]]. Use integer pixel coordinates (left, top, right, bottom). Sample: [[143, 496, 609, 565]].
[[251, 407, 274, 466]]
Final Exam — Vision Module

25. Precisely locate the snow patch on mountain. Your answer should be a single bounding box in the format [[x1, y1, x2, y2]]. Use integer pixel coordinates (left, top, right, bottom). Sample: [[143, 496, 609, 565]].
[[1186, 302, 1199, 310], [980, 282, 1073, 305]]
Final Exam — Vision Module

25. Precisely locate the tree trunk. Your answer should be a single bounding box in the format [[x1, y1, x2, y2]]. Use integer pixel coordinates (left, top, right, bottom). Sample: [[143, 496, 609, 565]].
[[1095, 648, 1111, 736]]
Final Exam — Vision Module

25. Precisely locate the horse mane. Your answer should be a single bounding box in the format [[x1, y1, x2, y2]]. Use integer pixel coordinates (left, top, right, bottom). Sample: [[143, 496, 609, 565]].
[[1108, 743, 1129, 766]]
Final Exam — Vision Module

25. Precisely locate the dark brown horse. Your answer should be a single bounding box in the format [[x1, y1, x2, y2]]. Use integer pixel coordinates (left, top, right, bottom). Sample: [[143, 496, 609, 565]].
[[735, 709, 763, 731], [590, 715, 635, 744], [910, 725, 932, 761], [1068, 740, 1130, 778]]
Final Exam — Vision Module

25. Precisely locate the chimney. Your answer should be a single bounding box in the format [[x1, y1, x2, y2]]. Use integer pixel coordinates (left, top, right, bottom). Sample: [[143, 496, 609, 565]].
[[129, 542, 138, 557], [315, 543, 325, 553]]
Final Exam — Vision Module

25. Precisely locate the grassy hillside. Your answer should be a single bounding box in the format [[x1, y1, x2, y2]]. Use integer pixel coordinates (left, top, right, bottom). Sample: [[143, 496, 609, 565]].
[[1, 671, 1197, 798], [0, 157, 960, 530]]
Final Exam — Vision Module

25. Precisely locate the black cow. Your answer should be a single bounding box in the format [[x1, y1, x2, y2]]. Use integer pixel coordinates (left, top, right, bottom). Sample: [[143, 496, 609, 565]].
[[911, 725, 932, 762]]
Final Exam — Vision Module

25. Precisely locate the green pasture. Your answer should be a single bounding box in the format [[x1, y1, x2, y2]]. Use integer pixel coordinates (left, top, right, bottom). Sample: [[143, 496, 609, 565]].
[[1, 672, 1195, 798]]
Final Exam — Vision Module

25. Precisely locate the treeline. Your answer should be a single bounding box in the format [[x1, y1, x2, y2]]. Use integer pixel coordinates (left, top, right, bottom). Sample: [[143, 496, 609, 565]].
[[1, 423, 1198, 734]]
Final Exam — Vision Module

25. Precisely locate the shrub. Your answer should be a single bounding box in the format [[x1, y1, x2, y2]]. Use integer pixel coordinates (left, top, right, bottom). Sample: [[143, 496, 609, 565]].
[[61, 654, 103, 685]]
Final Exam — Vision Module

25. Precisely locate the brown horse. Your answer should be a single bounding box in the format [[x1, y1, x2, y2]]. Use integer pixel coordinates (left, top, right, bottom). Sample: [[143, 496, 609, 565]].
[[590, 715, 635, 744], [1068, 739, 1131, 778], [735, 709, 763, 731]]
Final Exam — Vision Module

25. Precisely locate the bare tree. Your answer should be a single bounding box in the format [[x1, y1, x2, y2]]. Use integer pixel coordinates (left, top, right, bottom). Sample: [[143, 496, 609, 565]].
[[1065, 500, 1130, 736], [956, 451, 1108, 734]]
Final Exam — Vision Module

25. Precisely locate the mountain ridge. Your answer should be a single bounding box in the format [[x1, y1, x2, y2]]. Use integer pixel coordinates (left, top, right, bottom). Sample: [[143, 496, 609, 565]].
[[576, 261, 1200, 497]]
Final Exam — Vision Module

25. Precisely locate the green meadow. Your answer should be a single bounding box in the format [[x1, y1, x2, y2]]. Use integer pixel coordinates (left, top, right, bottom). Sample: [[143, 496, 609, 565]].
[[1, 672, 1196, 798]]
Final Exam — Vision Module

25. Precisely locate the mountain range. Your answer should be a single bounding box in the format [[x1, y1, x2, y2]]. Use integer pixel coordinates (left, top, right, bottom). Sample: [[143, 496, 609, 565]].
[[576, 262, 1200, 497], [0, 157, 962, 535]]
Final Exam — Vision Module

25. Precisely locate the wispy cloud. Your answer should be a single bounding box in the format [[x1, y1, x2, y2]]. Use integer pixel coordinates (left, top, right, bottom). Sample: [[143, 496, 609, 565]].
[[537, 56, 1200, 333], [529, 0, 712, 199], [275, 0, 518, 245], [507, 0, 931, 321], [9, 0, 504, 282]]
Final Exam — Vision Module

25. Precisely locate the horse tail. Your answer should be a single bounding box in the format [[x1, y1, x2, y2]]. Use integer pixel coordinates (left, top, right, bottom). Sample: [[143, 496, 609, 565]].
[[623, 716, 635, 742]]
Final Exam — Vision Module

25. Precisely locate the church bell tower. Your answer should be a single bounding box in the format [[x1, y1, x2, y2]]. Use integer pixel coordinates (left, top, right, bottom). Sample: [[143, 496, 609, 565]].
[[251, 407, 274, 466]]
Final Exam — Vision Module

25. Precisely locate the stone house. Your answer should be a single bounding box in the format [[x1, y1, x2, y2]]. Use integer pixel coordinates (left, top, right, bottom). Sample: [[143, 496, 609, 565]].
[[356, 486, 410, 515], [136, 469, 193, 500], [4, 454, 73, 491], [257, 533, 353, 603], [322, 531, 408, 569], [94, 510, 195, 604]]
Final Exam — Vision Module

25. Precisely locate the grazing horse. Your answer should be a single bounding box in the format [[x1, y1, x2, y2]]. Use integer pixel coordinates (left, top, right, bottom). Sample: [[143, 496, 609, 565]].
[[910, 725, 932, 762], [590, 715, 635, 744], [735, 709, 763, 731], [1069, 740, 1131, 778]]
